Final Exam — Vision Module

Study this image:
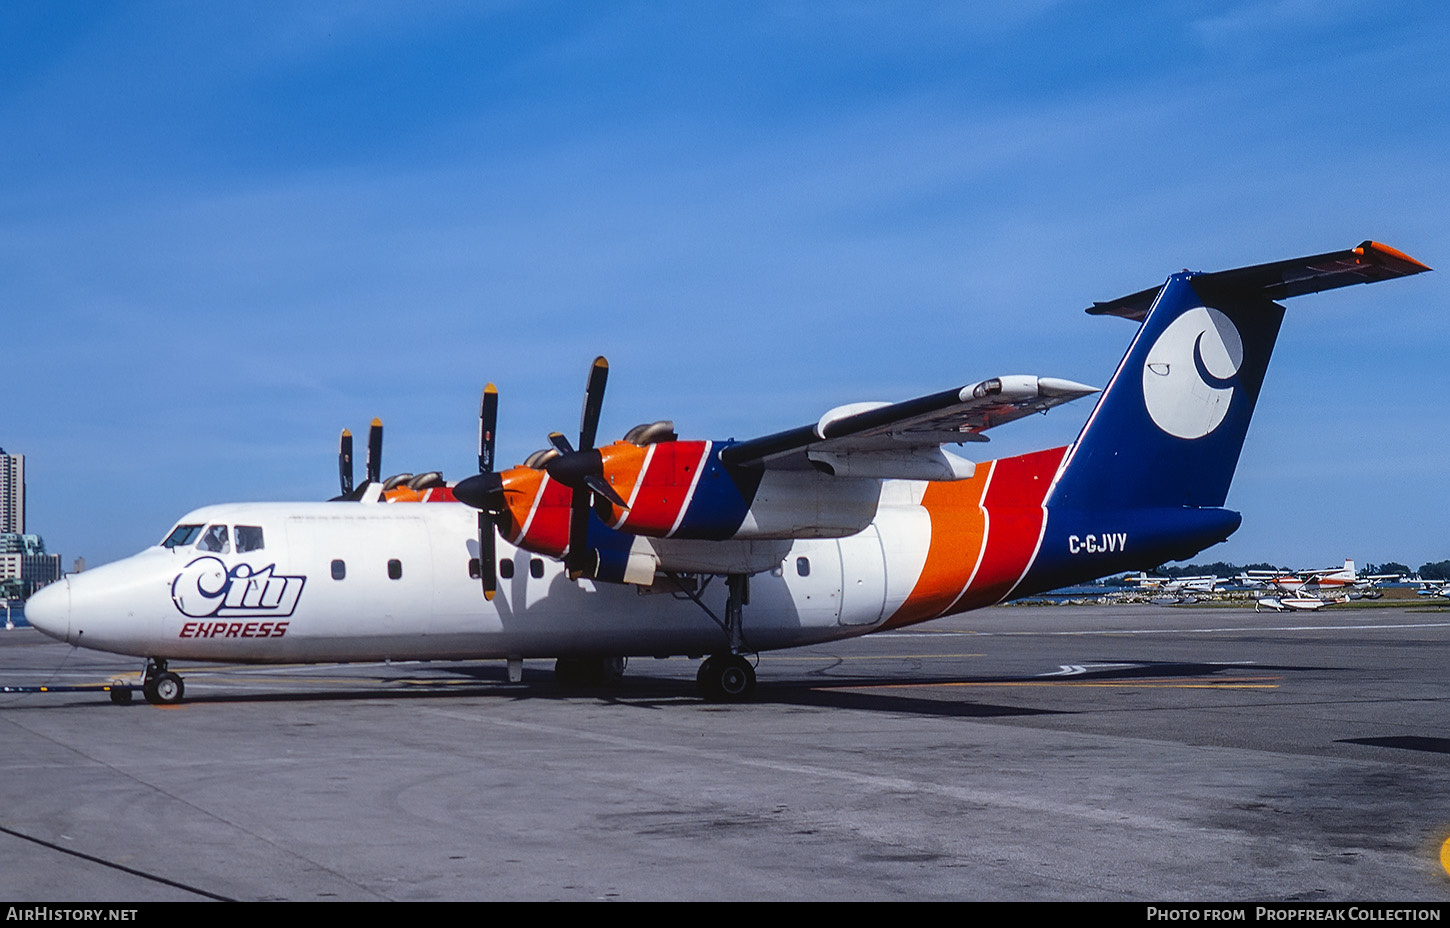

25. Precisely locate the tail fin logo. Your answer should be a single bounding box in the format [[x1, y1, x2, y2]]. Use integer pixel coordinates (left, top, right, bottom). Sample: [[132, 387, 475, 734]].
[[1141, 306, 1244, 439]]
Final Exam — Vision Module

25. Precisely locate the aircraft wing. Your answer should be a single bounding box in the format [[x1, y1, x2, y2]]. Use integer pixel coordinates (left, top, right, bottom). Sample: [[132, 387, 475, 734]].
[[1088, 240, 1431, 321], [719, 375, 1098, 478]]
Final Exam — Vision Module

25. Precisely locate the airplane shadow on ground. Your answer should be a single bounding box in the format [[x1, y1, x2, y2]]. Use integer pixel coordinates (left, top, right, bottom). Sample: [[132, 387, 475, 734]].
[[47, 657, 1303, 722], [1336, 736, 1450, 755]]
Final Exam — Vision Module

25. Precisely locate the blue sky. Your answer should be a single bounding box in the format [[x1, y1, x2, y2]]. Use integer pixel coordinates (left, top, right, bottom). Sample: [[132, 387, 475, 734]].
[[5, 1, 1447, 570]]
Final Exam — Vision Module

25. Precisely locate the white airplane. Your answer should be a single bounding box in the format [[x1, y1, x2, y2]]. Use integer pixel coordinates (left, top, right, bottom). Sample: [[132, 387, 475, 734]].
[[1128, 573, 1227, 594], [1266, 559, 1397, 598], [1233, 570, 1279, 589], [1415, 580, 1450, 599], [1254, 594, 1332, 613], [25, 241, 1429, 704]]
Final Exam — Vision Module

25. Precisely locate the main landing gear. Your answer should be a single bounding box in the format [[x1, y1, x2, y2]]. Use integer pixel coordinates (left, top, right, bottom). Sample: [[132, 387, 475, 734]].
[[696, 654, 756, 702], [141, 658, 185, 706], [674, 572, 759, 703]]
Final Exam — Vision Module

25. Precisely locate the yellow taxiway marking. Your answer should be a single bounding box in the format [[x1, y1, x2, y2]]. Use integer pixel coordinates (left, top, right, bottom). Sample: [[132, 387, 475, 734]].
[[770, 653, 987, 661], [836, 678, 1279, 691], [197, 673, 494, 688], [1441, 836, 1450, 878]]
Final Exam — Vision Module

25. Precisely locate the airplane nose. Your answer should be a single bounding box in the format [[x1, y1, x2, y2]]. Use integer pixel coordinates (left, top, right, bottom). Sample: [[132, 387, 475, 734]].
[[25, 577, 70, 643]]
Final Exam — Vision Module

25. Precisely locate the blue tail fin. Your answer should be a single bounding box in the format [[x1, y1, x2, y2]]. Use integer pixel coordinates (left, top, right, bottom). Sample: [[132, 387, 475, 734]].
[[1048, 241, 1430, 513], [1012, 241, 1427, 595], [1047, 274, 1282, 510]]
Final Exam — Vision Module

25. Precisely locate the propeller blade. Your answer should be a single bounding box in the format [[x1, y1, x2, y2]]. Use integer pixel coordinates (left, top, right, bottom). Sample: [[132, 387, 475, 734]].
[[338, 429, 354, 497], [366, 418, 383, 485], [578, 356, 608, 451], [478, 511, 497, 600], [479, 384, 497, 474], [583, 473, 629, 511], [566, 489, 592, 580], [548, 431, 575, 456]]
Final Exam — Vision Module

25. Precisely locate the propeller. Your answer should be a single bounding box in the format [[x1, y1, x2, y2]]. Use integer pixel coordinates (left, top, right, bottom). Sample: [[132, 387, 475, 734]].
[[453, 357, 631, 590], [334, 419, 383, 500], [540, 357, 632, 580], [452, 386, 505, 599], [476, 386, 501, 600], [452, 388, 510, 597]]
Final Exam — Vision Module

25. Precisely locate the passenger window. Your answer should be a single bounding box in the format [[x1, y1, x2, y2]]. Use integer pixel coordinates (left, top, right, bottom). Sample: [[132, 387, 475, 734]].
[[235, 525, 264, 553], [500, 559, 515, 580], [530, 558, 544, 579], [388, 559, 403, 580], [197, 524, 230, 554], [162, 524, 203, 548], [796, 556, 810, 577], [331, 559, 346, 580]]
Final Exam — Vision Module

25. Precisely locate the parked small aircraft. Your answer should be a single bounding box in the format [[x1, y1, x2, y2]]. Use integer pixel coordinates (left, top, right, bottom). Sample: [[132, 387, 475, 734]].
[[25, 242, 1429, 703], [1128, 573, 1227, 594], [1256, 558, 1399, 609], [1254, 594, 1332, 613], [1415, 580, 1450, 600]]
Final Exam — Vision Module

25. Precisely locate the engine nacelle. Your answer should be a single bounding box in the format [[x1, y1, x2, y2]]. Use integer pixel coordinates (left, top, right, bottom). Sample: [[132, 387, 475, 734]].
[[496, 439, 888, 570]]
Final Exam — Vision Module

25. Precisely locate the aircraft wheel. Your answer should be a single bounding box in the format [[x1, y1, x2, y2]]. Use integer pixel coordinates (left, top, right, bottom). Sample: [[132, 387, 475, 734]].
[[695, 657, 717, 690], [143, 672, 184, 706], [109, 687, 133, 706], [698, 655, 755, 703]]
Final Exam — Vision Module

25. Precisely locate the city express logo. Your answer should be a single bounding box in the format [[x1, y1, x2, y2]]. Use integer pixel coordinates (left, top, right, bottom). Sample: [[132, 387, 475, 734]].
[[171, 556, 306, 620]]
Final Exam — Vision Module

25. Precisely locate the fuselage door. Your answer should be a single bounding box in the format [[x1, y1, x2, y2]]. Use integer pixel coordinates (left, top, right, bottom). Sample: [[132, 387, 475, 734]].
[[836, 524, 886, 626]]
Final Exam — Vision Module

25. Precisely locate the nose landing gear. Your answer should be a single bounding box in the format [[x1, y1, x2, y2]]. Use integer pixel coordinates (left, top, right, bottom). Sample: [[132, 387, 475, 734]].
[[142, 659, 185, 706]]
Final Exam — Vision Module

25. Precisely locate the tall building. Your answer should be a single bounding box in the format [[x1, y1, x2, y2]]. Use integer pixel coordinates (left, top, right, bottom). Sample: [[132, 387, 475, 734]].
[[0, 451, 59, 602], [0, 533, 60, 600], [0, 449, 23, 534]]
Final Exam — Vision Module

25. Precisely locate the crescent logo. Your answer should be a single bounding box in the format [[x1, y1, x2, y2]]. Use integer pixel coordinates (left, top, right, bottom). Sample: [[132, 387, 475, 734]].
[[1141, 306, 1243, 439]]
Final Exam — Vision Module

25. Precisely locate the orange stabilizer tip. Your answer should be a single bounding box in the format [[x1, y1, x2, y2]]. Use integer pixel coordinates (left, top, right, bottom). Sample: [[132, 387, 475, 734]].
[[1356, 241, 1432, 272]]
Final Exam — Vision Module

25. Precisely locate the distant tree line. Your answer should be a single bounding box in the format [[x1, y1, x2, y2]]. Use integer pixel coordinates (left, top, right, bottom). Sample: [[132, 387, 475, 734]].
[[1140, 561, 1288, 579], [1364, 562, 1412, 577], [1102, 561, 1282, 585], [1114, 560, 1450, 582]]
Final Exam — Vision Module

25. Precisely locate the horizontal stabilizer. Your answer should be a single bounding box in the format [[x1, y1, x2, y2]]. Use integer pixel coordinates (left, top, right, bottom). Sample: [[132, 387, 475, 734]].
[[1088, 241, 1430, 321]]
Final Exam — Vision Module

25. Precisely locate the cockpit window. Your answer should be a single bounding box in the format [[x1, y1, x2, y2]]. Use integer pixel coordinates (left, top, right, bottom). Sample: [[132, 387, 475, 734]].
[[162, 524, 204, 548], [235, 525, 265, 553], [197, 524, 230, 554]]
